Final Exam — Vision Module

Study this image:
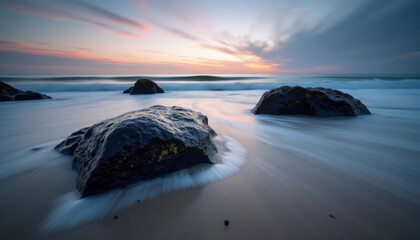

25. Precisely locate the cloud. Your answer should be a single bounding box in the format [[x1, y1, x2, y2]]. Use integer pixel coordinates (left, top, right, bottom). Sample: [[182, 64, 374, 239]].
[[139, 0, 213, 42], [378, 51, 420, 64], [0, 40, 277, 75], [0, 40, 129, 64], [199, 0, 420, 73], [132, 1, 275, 70], [200, 43, 237, 56], [67, 0, 149, 33], [291, 8, 310, 12], [136, 0, 371, 73], [269, 0, 420, 73], [144, 0, 210, 27], [0, 0, 142, 38], [201, 33, 272, 63], [1, 0, 418, 74], [153, 22, 202, 42]]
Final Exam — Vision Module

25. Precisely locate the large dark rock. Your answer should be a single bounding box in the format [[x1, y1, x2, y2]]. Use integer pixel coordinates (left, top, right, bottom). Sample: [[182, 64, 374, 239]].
[[123, 79, 164, 94], [252, 86, 370, 117], [0, 81, 51, 101], [55, 105, 217, 198]]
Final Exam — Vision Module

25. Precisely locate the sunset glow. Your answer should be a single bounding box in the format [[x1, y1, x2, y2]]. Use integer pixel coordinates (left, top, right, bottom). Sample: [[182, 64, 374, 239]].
[[0, 0, 419, 75]]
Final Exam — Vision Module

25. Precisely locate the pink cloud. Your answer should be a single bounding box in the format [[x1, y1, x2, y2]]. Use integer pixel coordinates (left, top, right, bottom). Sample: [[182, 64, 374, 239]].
[[200, 43, 238, 56], [69, 0, 149, 33], [0, 41, 131, 64], [0, 0, 142, 39], [0, 39, 280, 74]]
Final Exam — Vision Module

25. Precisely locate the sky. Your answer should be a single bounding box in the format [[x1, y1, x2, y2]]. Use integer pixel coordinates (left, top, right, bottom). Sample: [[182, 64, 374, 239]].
[[0, 0, 419, 75]]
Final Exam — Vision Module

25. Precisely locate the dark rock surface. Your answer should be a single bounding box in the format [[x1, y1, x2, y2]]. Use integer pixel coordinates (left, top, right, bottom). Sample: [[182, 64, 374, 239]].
[[0, 81, 52, 101], [252, 86, 370, 117], [123, 79, 164, 94], [55, 105, 217, 198]]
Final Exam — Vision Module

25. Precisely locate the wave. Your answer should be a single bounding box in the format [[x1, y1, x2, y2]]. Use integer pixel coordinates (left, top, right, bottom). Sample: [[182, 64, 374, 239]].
[[308, 74, 420, 81], [7, 79, 420, 93], [3, 74, 420, 82], [0, 75, 267, 82], [2, 74, 420, 92], [147, 75, 267, 81], [13, 82, 282, 92]]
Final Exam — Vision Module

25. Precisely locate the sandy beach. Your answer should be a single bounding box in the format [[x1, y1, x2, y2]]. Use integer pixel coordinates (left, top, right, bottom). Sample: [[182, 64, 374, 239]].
[[1, 87, 419, 240]]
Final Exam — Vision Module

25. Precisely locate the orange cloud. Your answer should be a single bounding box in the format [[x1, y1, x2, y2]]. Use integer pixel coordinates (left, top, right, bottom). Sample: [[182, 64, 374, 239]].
[[0, 40, 281, 74], [199, 43, 278, 73], [0, 41, 130, 64]]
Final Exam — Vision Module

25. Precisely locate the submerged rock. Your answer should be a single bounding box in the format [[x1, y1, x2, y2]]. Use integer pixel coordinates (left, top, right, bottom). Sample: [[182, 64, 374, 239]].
[[123, 79, 164, 94], [252, 86, 370, 117], [55, 105, 217, 198], [0, 81, 51, 101]]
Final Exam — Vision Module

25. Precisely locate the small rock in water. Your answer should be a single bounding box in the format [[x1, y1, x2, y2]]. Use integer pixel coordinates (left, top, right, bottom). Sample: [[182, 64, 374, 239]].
[[329, 214, 336, 219], [0, 81, 52, 101], [122, 79, 164, 94], [224, 220, 229, 226], [113, 215, 119, 220]]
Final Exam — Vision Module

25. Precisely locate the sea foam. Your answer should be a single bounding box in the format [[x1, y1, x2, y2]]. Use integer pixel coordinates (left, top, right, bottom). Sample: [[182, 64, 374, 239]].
[[40, 134, 246, 232]]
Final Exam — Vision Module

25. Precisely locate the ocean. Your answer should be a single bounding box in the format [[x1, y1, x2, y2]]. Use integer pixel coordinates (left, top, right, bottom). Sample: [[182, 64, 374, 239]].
[[2, 74, 420, 92], [1, 74, 420, 239]]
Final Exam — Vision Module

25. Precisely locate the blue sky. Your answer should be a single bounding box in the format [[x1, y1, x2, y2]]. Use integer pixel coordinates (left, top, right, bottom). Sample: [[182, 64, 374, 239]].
[[0, 0, 419, 75]]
